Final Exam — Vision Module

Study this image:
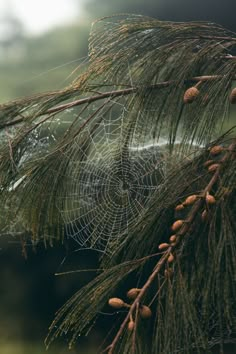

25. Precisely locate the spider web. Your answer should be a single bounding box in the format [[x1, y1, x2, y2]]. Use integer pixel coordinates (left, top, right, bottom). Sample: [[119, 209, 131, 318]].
[[60, 100, 167, 253]]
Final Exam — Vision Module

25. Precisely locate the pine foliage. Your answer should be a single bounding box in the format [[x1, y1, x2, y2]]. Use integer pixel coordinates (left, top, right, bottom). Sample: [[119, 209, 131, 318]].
[[0, 14, 236, 353]]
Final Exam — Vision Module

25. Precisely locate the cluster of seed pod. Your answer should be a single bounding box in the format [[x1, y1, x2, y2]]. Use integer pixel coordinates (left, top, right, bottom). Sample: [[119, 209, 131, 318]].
[[169, 190, 216, 245], [157, 145, 232, 283], [175, 191, 216, 219], [108, 289, 152, 332], [175, 194, 200, 212], [126, 303, 152, 332], [201, 192, 217, 220], [158, 241, 175, 266], [203, 144, 230, 173], [183, 85, 236, 104], [172, 145, 221, 220], [201, 143, 228, 218], [157, 220, 184, 274], [157, 205, 194, 273]]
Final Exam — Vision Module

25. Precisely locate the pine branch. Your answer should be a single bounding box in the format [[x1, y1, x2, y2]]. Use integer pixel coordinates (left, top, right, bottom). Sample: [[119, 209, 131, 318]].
[[0, 74, 235, 131], [105, 140, 236, 353], [0, 17, 235, 352]]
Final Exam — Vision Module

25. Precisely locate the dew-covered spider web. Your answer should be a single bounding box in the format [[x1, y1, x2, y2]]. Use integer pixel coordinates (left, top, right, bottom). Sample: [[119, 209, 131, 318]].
[[58, 98, 169, 253]]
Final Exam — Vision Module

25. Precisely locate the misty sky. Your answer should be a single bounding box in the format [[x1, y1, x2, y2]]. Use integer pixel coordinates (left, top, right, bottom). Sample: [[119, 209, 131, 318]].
[[0, 0, 235, 36], [0, 0, 81, 34]]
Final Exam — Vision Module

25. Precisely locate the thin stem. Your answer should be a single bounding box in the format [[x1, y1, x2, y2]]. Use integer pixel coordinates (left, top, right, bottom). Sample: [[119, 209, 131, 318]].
[[0, 74, 234, 130], [131, 302, 140, 354]]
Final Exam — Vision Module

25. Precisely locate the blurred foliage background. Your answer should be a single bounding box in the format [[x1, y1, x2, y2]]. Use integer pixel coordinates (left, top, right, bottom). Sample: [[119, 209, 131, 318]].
[[1, 0, 235, 103], [0, 0, 235, 353]]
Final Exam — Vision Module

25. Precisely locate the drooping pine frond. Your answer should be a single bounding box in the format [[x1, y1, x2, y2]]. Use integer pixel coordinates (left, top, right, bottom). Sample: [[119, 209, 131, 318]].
[[0, 15, 235, 246], [0, 14, 236, 353], [45, 137, 236, 352]]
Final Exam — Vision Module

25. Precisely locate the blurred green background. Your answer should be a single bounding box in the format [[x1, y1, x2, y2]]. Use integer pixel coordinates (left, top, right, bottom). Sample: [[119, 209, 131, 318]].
[[0, 1, 235, 353], [1, 0, 236, 102]]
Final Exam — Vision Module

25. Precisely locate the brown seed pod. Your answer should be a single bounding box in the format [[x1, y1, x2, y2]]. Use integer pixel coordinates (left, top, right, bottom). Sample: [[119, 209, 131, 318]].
[[208, 163, 220, 172], [204, 160, 214, 167], [201, 209, 208, 221], [158, 243, 170, 250], [108, 297, 125, 309], [209, 145, 224, 156], [183, 87, 200, 103], [171, 219, 184, 232], [184, 194, 198, 206], [167, 253, 174, 263], [206, 194, 216, 205], [139, 305, 152, 319], [169, 235, 177, 243], [127, 288, 140, 300], [128, 320, 135, 331], [229, 87, 236, 104], [175, 204, 185, 211]]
